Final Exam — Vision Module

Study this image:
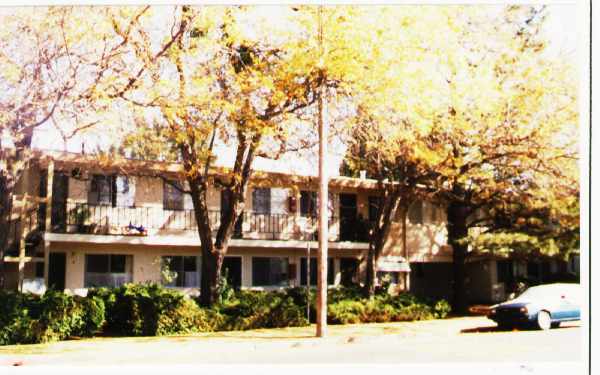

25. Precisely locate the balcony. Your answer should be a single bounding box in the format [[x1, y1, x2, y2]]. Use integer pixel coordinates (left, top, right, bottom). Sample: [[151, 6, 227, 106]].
[[54, 202, 372, 243]]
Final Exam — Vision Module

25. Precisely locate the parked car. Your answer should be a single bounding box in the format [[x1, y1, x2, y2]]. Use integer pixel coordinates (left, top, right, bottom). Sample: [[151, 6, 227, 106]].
[[487, 283, 581, 330]]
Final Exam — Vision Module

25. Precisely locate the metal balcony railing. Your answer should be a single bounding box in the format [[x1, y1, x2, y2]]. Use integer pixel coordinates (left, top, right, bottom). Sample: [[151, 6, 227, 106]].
[[56, 202, 373, 242]]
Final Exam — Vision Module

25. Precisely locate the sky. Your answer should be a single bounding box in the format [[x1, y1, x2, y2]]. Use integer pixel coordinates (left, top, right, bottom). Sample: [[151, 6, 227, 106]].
[[24, 3, 579, 177]]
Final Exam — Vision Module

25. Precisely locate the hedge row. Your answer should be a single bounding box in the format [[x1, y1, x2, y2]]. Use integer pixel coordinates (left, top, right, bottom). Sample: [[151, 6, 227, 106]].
[[0, 284, 450, 345], [87, 284, 217, 336], [0, 290, 105, 345]]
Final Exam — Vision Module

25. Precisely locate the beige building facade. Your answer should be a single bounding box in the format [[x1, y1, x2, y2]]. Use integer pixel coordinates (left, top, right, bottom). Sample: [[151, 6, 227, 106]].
[[5, 151, 452, 295], [7, 150, 570, 304]]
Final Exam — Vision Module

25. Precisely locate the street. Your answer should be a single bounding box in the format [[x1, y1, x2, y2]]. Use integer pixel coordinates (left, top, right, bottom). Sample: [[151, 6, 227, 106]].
[[0, 317, 582, 366]]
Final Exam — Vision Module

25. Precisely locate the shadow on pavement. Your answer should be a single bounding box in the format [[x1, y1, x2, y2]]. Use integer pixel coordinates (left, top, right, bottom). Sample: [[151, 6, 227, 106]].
[[460, 323, 580, 334], [174, 334, 317, 341], [460, 326, 512, 334]]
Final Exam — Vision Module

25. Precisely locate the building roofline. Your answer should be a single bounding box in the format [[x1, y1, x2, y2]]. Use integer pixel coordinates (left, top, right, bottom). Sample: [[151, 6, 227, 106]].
[[32, 149, 381, 190]]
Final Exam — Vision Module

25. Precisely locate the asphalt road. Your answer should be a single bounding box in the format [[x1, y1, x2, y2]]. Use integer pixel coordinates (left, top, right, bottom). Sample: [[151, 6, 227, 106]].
[[0, 317, 583, 366]]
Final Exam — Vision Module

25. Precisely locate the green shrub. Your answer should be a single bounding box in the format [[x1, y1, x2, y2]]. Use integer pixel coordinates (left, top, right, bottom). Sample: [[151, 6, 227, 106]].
[[393, 304, 433, 321], [432, 299, 451, 319], [2, 284, 450, 346], [327, 300, 365, 324], [0, 289, 104, 345], [88, 283, 213, 336], [328, 285, 365, 303], [361, 298, 398, 323], [0, 291, 37, 345], [35, 290, 85, 342], [217, 290, 308, 331]]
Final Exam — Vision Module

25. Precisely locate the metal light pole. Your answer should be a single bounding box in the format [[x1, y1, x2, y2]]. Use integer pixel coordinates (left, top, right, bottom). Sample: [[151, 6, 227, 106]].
[[316, 5, 328, 338]]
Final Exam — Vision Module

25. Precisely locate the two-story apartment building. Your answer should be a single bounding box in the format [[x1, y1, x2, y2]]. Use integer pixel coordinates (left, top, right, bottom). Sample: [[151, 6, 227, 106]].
[[4, 150, 454, 297], [4, 150, 574, 304]]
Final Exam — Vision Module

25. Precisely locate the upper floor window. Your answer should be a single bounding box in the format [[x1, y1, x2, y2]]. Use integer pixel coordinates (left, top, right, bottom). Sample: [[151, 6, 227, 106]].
[[163, 180, 184, 211], [252, 188, 271, 214], [115, 176, 135, 207], [300, 191, 317, 217], [90, 175, 115, 206], [89, 175, 134, 207]]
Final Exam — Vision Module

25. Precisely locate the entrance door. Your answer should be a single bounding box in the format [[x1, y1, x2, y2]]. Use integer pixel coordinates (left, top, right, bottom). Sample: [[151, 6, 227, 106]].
[[48, 252, 66, 291], [339, 193, 357, 241], [340, 257, 359, 286], [222, 257, 242, 289]]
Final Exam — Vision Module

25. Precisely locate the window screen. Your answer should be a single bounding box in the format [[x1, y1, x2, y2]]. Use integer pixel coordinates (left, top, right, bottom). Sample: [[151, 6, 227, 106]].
[[90, 175, 115, 205], [163, 181, 184, 211], [252, 257, 288, 286], [85, 254, 132, 287], [162, 256, 200, 287], [252, 188, 271, 214]]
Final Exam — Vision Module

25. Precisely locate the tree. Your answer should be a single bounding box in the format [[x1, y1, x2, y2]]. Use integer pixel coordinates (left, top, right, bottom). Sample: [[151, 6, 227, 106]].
[[0, 6, 137, 286], [342, 5, 578, 310], [109, 5, 391, 307], [342, 7, 469, 297], [428, 6, 577, 312], [109, 6, 322, 306]]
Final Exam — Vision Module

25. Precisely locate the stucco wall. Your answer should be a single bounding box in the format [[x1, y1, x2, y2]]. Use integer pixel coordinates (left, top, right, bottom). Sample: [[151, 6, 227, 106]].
[[379, 200, 449, 263], [49, 241, 362, 291], [51, 172, 448, 258]]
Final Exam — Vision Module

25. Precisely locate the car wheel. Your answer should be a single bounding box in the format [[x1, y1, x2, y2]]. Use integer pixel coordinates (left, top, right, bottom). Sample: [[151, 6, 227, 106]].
[[497, 322, 512, 331], [536, 311, 552, 330], [551, 322, 561, 329]]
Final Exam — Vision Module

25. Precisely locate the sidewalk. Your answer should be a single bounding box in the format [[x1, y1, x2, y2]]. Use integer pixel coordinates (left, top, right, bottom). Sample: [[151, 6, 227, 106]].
[[0, 317, 581, 366]]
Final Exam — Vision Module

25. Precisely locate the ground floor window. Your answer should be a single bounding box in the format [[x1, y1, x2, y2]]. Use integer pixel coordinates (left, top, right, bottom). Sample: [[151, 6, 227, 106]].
[[85, 254, 133, 287], [300, 257, 334, 286], [161, 256, 200, 287], [252, 257, 288, 286]]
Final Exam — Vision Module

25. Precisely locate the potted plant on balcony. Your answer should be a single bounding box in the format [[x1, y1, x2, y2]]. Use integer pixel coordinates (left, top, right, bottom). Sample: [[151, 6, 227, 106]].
[[70, 205, 93, 234]]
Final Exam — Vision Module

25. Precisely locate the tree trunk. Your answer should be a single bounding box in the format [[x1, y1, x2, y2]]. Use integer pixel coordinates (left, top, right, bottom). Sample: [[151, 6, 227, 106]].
[[187, 177, 219, 307], [401, 206, 409, 292], [0, 172, 16, 289], [447, 201, 470, 314], [364, 189, 401, 298], [365, 243, 376, 297], [0, 176, 12, 289]]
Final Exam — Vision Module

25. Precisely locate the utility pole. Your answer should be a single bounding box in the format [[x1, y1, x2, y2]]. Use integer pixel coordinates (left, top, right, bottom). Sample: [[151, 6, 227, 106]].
[[316, 5, 328, 338], [306, 240, 311, 322]]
